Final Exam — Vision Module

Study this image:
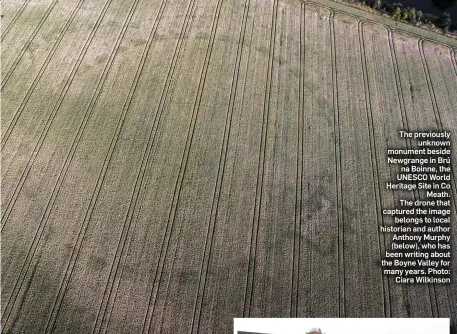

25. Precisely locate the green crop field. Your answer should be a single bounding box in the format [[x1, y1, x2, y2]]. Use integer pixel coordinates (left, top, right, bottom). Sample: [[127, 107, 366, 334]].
[[1, 0, 456, 332]]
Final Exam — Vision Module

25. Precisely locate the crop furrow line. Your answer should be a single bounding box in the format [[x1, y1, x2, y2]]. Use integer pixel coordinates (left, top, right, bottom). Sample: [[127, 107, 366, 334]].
[[358, 20, 390, 317], [305, 8, 316, 317], [1, 0, 85, 147], [42, 1, 145, 333], [6, 252, 42, 332], [242, 0, 278, 317], [389, 31, 439, 317], [387, 29, 411, 144], [141, 1, 226, 332], [190, 0, 252, 331], [451, 49, 457, 76], [86, 0, 189, 332], [374, 26, 395, 317], [444, 49, 457, 213], [305, 0, 455, 49], [72, 0, 196, 330], [95, 0, 200, 330], [0, 5, 87, 224], [328, 9, 345, 318], [1, 0, 32, 39], [449, 48, 457, 205], [1, 0, 59, 88], [420, 42, 457, 227], [291, 0, 305, 318], [0, 0, 120, 326], [416, 41, 455, 235], [419, 40, 443, 129], [0, 0, 116, 232], [387, 30, 418, 307], [100, 175, 153, 333], [141, 1, 220, 331], [390, 26, 455, 49], [411, 39, 438, 318], [419, 41, 457, 192]]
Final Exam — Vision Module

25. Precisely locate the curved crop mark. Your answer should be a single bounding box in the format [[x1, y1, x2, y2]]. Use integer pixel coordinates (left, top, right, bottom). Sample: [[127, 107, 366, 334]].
[[1, 0, 32, 39], [242, 0, 278, 318], [1, 0, 59, 88], [1, 0, 120, 328], [360, 19, 390, 36], [1, 0, 85, 147]]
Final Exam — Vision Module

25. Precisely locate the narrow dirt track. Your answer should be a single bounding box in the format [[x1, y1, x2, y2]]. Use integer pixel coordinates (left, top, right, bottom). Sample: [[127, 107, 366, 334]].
[[1, 0, 457, 332]]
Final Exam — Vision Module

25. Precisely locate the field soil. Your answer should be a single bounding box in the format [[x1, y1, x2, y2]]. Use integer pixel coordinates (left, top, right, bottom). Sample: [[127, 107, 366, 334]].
[[1, 0, 457, 332]]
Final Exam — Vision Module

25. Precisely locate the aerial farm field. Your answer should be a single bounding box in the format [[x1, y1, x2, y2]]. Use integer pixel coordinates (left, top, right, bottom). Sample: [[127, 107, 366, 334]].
[[1, 0, 457, 332]]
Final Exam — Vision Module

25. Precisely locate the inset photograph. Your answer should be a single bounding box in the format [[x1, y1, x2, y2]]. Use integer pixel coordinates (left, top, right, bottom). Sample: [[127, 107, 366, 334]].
[[234, 318, 449, 334]]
